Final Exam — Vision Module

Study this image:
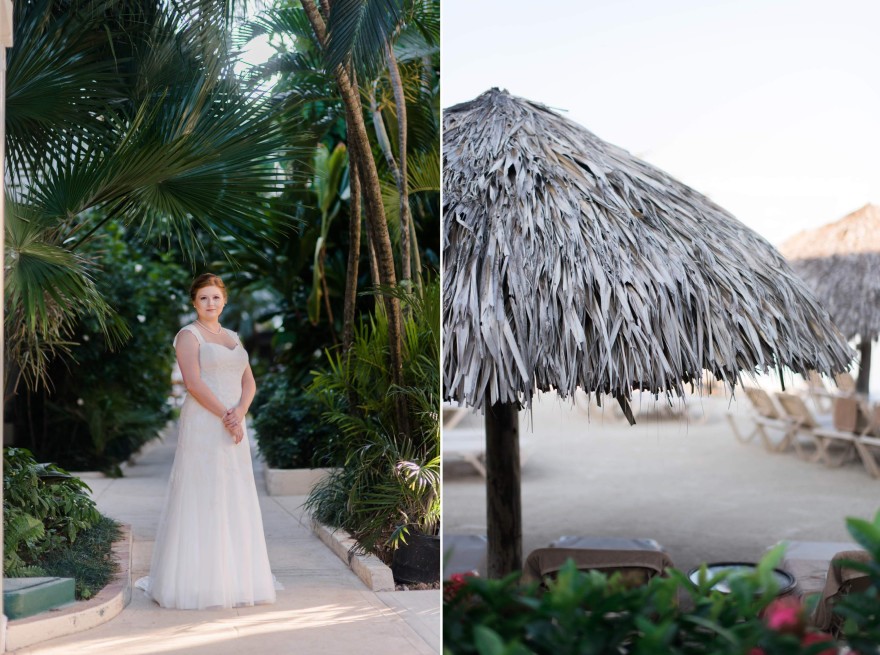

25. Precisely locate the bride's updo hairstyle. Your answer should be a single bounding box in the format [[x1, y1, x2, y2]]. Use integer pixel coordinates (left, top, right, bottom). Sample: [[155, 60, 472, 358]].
[[190, 273, 227, 302]]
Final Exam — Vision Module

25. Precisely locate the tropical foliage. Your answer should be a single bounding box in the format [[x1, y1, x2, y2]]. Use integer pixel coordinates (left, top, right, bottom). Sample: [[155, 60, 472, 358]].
[[3, 448, 102, 576], [40, 515, 122, 600], [245, 0, 440, 563], [5, 0, 441, 584], [3, 447, 120, 599], [4, 0, 293, 395], [251, 371, 340, 469], [835, 512, 880, 652], [306, 280, 440, 562], [444, 512, 880, 655], [8, 222, 187, 472]]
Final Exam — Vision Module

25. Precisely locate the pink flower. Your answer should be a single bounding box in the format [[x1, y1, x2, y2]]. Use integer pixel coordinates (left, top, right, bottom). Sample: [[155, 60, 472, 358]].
[[763, 596, 804, 633], [801, 632, 836, 655], [444, 571, 477, 602]]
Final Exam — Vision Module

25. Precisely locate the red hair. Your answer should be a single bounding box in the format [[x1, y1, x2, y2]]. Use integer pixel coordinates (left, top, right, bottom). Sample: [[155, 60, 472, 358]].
[[189, 273, 227, 301]]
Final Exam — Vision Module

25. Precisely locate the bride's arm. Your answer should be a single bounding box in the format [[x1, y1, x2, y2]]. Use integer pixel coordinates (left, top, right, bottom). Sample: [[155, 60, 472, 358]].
[[225, 365, 256, 425], [176, 331, 229, 418]]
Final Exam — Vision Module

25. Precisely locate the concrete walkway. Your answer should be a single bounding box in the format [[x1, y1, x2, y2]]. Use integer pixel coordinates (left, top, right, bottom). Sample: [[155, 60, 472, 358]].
[[14, 426, 440, 654], [445, 390, 880, 574]]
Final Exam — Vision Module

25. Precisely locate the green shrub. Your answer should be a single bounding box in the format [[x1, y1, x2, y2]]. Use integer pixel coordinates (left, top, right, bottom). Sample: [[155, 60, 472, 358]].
[[444, 512, 880, 655], [41, 515, 121, 600], [12, 221, 187, 471], [835, 511, 880, 652], [251, 371, 339, 469], [3, 448, 101, 577], [445, 558, 816, 654], [306, 279, 440, 562]]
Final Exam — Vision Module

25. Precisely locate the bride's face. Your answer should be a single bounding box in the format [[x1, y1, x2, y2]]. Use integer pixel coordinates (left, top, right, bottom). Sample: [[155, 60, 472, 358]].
[[193, 285, 226, 322]]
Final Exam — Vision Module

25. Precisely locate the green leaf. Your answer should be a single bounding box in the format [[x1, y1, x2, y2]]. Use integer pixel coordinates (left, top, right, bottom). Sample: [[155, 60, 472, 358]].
[[325, 0, 404, 77], [473, 625, 506, 655]]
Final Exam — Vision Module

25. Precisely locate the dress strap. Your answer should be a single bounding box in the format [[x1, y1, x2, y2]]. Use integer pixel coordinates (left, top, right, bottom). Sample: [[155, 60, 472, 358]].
[[173, 324, 204, 347], [223, 328, 242, 347]]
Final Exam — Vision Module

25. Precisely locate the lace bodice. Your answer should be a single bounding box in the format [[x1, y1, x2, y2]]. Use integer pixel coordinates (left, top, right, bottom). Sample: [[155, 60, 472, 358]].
[[175, 324, 248, 407]]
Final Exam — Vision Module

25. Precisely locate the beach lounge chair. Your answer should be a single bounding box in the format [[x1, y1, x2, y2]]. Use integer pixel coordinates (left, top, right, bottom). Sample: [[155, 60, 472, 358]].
[[811, 550, 872, 637], [853, 401, 880, 479], [549, 536, 666, 551], [442, 428, 487, 477], [442, 403, 470, 431], [443, 534, 488, 579], [442, 427, 533, 478], [774, 391, 836, 462], [726, 387, 796, 452], [834, 372, 857, 394], [522, 546, 674, 589], [804, 371, 834, 413], [811, 396, 863, 467], [778, 540, 864, 598]]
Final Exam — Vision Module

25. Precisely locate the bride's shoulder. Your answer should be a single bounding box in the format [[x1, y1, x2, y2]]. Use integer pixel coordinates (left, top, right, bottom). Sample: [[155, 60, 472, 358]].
[[173, 324, 201, 347]]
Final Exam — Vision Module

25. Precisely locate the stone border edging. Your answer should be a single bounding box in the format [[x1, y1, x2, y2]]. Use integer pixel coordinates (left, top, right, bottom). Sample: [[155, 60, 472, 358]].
[[265, 467, 337, 496], [6, 524, 132, 652], [311, 520, 396, 592]]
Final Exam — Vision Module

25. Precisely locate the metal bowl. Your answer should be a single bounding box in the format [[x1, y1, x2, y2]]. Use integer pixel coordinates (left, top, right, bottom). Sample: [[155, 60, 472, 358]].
[[687, 562, 796, 596]]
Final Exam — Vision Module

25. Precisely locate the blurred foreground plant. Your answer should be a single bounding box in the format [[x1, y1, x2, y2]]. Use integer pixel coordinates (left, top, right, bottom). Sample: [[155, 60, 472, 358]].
[[444, 512, 880, 654]]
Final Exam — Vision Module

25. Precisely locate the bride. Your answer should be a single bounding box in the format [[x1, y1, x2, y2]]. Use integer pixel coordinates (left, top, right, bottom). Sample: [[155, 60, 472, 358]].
[[136, 273, 277, 609]]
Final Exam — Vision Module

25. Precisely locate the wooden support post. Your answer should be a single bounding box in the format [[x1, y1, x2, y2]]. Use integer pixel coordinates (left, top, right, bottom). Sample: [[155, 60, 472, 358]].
[[857, 340, 872, 396], [485, 401, 521, 578]]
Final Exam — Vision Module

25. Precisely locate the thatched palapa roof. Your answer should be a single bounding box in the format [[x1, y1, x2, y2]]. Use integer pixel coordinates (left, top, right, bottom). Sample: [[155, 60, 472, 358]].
[[780, 203, 880, 343], [443, 88, 853, 412]]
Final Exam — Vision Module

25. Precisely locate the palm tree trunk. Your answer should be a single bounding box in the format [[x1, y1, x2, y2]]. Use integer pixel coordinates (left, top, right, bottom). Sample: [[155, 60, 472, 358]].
[[364, 216, 382, 288], [369, 83, 396, 170], [369, 79, 416, 290], [319, 256, 337, 344], [301, 0, 409, 437], [384, 42, 412, 286], [343, 155, 361, 353], [409, 217, 422, 286]]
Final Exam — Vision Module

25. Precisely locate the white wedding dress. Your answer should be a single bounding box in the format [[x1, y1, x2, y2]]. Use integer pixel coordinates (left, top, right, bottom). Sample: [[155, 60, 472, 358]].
[[136, 324, 277, 609]]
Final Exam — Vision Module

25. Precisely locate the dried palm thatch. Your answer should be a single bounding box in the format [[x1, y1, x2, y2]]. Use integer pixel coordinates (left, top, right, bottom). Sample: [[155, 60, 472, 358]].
[[780, 204, 880, 343], [443, 88, 853, 413]]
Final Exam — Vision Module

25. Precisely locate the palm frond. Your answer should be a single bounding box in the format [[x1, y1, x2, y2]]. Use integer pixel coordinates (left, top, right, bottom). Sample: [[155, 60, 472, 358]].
[[253, 5, 317, 45], [5, 205, 127, 341], [406, 148, 439, 194], [325, 0, 404, 77], [392, 12, 438, 62], [5, 0, 125, 185]]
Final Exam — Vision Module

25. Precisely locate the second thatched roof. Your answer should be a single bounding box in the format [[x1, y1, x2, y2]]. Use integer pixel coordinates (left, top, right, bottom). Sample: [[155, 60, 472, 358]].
[[443, 88, 853, 411], [780, 203, 880, 343]]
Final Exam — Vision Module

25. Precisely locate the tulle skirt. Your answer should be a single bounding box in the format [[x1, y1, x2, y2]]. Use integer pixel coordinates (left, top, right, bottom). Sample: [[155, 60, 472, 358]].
[[136, 398, 277, 609]]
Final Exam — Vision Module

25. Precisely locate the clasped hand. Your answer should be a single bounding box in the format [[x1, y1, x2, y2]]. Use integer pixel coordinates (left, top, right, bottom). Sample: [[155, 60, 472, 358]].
[[223, 407, 245, 445]]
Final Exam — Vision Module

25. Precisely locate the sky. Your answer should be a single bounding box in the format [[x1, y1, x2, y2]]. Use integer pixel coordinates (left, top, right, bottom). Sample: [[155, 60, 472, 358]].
[[442, 0, 880, 246]]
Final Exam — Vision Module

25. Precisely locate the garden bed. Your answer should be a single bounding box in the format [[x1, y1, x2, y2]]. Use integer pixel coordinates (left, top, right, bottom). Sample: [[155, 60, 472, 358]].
[[6, 524, 132, 651]]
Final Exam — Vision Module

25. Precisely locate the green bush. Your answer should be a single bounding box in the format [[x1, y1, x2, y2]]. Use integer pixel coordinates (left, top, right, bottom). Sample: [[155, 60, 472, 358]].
[[444, 511, 880, 655], [444, 559, 818, 655], [12, 221, 187, 472], [835, 512, 880, 652], [41, 515, 121, 600], [306, 280, 440, 562], [3, 448, 101, 577], [251, 371, 339, 469]]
